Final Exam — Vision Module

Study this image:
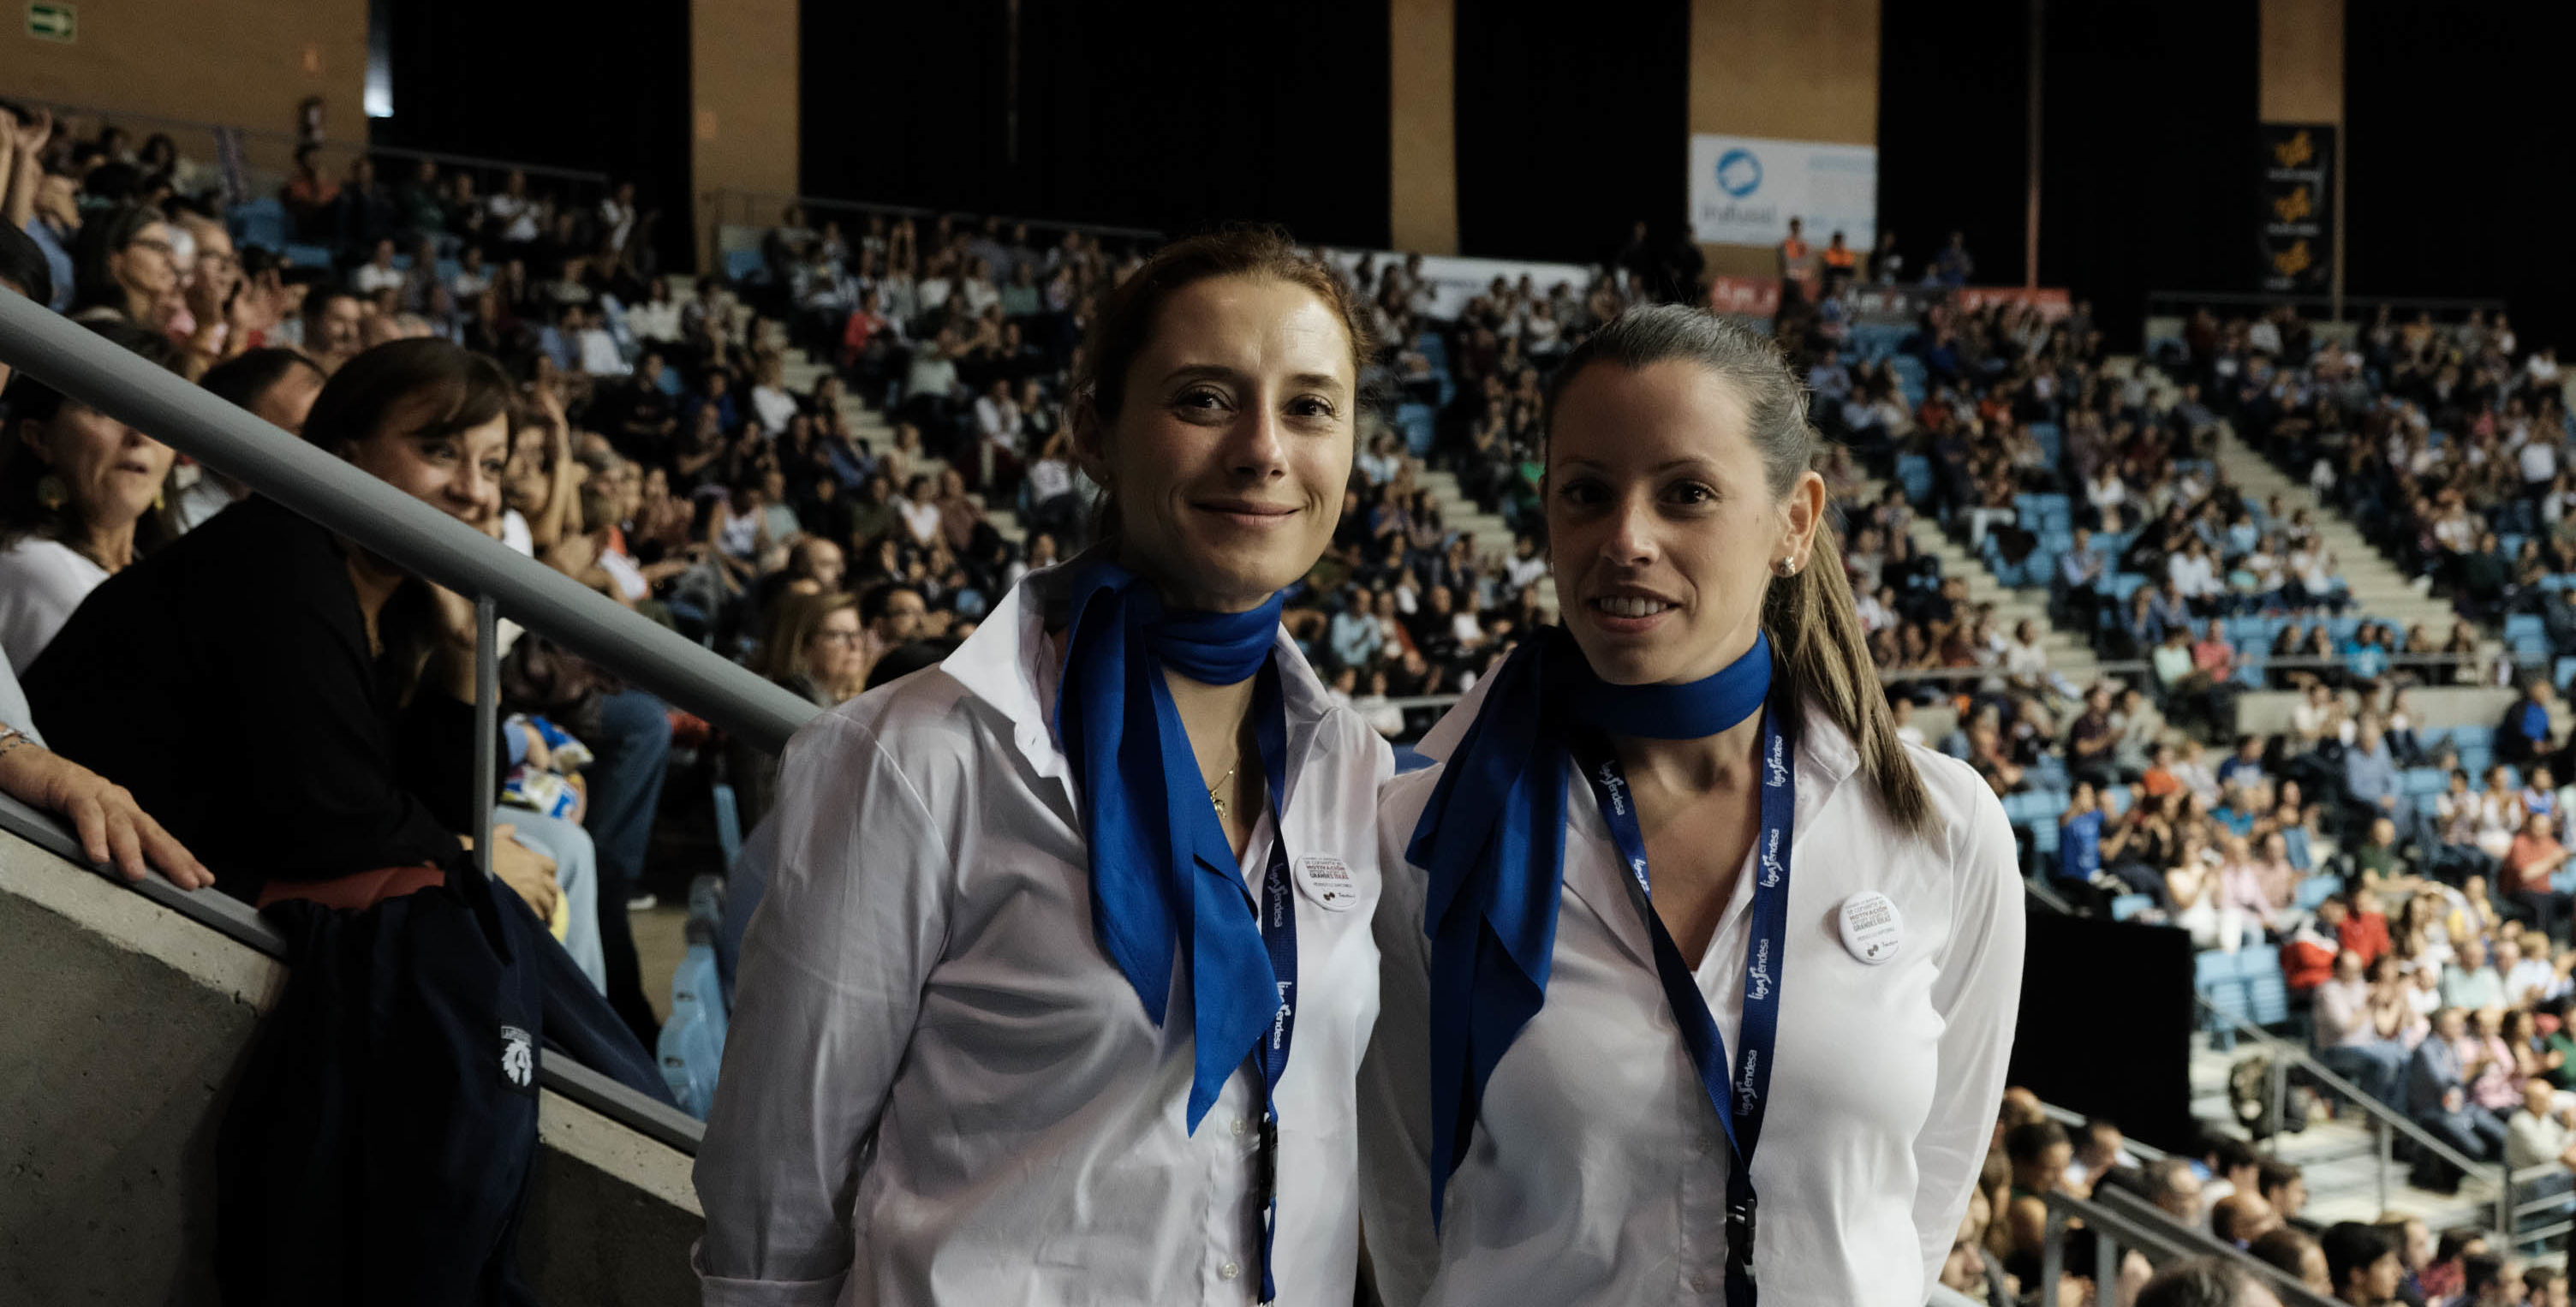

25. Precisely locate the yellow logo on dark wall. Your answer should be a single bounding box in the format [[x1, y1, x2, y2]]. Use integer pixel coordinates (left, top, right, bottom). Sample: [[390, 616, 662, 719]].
[[2272, 240, 2314, 278], [2273, 188, 2314, 224], [2273, 131, 2316, 169]]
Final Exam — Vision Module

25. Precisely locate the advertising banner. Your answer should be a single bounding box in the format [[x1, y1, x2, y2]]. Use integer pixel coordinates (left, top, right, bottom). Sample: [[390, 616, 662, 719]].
[[1706, 278, 2069, 324], [2259, 123, 2334, 295], [1689, 134, 1877, 249]]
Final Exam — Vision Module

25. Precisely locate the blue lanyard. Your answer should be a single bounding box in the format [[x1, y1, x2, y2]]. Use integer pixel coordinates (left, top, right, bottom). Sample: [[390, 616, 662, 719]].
[[1241, 667, 1296, 1304], [1571, 696, 1794, 1307]]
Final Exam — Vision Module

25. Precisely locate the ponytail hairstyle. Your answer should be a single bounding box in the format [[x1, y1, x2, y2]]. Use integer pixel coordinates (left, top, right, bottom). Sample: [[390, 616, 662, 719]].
[[1542, 303, 1935, 838]]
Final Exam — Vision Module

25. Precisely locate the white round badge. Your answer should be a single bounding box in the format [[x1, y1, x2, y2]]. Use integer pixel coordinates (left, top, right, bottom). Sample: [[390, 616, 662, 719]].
[[1837, 891, 1903, 965], [1295, 855, 1361, 911]]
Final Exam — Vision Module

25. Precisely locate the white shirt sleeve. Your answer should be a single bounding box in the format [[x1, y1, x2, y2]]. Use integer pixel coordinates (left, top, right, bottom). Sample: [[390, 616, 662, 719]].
[[1358, 772, 1441, 1307], [692, 711, 957, 1304], [1907, 785, 2026, 1286]]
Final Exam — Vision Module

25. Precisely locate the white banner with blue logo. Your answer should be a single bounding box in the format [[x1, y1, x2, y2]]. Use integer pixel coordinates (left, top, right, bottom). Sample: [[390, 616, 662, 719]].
[[1689, 134, 1878, 249]]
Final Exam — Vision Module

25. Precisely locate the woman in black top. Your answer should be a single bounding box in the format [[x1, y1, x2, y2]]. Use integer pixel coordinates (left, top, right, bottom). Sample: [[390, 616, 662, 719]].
[[26, 338, 558, 915]]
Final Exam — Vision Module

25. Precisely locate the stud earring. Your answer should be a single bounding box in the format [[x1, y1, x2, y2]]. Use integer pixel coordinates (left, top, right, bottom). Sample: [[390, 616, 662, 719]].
[[34, 474, 68, 513], [1774, 557, 1799, 577]]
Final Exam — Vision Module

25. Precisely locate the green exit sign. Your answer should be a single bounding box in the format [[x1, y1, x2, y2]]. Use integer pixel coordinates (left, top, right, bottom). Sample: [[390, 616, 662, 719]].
[[27, 2, 74, 42]]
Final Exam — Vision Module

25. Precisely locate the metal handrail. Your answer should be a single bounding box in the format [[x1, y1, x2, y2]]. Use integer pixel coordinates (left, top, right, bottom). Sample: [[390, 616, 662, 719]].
[[21, 96, 612, 186], [2036, 1101, 2170, 1164], [701, 186, 1166, 243], [0, 289, 815, 755], [2042, 1188, 2341, 1307], [2189, 988, 2515, 1238]]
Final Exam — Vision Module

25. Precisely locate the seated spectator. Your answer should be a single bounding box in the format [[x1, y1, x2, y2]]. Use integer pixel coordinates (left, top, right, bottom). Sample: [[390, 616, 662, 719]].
[[2209, 1190, 2280, 1250], [2499, 677, 2561, 767], [179, 347, 329, 530], [2406, 1006, 2511, 1179], [2139, 1155, 2204, 1226], [2247, 1226, 2331, 1296], [68, 204, 178, 330], [2505, 1067, 2576, 1175], [2320, 1221, 2404, 1305], [2503, 809, 2573, 940], [0, 318, 186, 669], [21, 339, 569, 910], [2443, 935, 2507, 1010]]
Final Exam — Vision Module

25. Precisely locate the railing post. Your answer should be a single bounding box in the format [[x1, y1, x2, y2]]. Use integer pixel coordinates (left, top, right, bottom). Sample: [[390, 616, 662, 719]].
[[2040, 1203, 2066, 1307], [2499, 1161, 2513, 1246], [2376, 1117, 2389, 1214], [2268, 1056, 2287, 1156], [473, 594, 497, 885], [2095, 1227, 2118, 1307]]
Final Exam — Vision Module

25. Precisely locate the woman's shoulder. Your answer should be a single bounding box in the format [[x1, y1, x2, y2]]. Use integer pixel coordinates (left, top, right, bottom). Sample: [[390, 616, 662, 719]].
[[0, 535, 100, 587], [782, 661, 993, 792], [1893, 737, 2015, 863]]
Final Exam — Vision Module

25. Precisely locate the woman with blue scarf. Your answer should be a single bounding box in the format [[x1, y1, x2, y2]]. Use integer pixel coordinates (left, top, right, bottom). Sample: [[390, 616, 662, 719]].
[[695, 230, 1394, 1305], [1359, 307, 2025, 1307]]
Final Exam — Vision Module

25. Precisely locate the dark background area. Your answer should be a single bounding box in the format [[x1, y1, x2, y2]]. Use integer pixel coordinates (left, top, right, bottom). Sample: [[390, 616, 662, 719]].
[[1879, 1, 2261, 351], [2032, 3, 2258, 349], [1452, 0, 1689, 265], [2345, 0, 2576, 353], [800, 0, 1392, 249], [2010, 911, 2198, 1155], [1876, 2, 2028, 301], [377, 0, 695, 273]]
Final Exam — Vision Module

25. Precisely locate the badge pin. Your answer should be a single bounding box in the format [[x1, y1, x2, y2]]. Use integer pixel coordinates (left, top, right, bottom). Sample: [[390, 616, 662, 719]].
[[1295, 854, 1360, 910], [1837, 891, 1903, 965]]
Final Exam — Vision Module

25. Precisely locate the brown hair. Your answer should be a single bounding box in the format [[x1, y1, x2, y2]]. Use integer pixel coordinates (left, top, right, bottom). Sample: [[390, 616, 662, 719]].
[[1070, 227, 1378, 540], [300, 337, 514, 458], [756, 588, 861, 690], [1543, 304, 1936, 839], [0, 316, 188, 557]]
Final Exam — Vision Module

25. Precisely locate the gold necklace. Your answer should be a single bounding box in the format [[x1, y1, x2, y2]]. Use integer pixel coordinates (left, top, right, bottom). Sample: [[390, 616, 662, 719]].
[[1208, 761, 1239, 815]]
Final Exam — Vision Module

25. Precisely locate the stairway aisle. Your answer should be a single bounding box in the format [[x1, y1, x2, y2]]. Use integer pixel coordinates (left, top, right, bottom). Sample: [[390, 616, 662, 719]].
[[2209, 427, 2460, 639]]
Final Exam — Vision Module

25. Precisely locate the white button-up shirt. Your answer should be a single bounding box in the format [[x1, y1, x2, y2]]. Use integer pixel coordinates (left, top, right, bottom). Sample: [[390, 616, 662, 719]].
[[694, 567, 1394, 1305], [1359, 676, 2024, 1307]]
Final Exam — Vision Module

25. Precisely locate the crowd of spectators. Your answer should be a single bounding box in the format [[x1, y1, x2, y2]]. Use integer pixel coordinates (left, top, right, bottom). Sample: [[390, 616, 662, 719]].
[[1951, 1086, 2576, 1305]]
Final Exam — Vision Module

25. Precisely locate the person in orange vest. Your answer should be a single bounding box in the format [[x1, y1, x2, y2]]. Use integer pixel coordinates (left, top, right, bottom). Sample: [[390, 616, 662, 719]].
[[1822, 230, 1858, 295], [1776, 217, 1817, 302]]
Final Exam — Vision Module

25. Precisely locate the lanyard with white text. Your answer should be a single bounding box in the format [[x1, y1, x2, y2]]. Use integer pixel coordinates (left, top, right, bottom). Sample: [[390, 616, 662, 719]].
[[1572, 698, 1794, 1307], [1243, 666, 1296, 1304]]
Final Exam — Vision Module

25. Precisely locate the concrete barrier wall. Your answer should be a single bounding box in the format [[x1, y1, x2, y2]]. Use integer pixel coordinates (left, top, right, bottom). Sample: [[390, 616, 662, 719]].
[[0, 829, 703, 1304]]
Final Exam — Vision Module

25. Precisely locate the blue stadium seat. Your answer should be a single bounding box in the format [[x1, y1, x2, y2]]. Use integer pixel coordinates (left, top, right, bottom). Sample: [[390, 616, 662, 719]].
[[2449, 725, 2496, 751], [2557, 655, 2576, 690], [2402, 767, 2450, 797], [2294, 874, 2345, 911], [724, 248, 765, 282], [283, 242, 335, 268], [2509, 613, 2548, 642], [1895, 455, 1934, 504], [2103, 786, 2132, 816], [2240, 944, 2290, 1026], [229, 197, 288, 252], [2110, 573, 2150, 604], [2110, 893, 2153, 922], [711, 780, 743, 871], [2197, 950, 2251, 1031], [674, 941, 726, 1045]]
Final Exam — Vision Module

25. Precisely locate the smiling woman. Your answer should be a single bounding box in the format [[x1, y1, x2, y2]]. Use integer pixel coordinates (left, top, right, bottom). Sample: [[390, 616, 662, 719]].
[[696, 230, 1400, 1306], [1363, 305, 2026, 1307]]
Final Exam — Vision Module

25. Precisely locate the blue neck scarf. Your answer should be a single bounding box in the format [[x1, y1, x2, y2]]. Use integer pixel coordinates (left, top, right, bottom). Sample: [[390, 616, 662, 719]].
[[1052, 558, 1290, 1130], [1404, 627, 1774, 1220]]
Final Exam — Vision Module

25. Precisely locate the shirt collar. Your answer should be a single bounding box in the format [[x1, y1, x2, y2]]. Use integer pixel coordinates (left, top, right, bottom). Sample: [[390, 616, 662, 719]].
[[939, 552, 1339, 799]]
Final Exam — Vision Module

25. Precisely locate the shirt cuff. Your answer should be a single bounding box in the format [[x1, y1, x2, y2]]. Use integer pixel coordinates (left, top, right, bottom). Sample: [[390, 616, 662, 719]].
[[692, 1241, 849, 1307]]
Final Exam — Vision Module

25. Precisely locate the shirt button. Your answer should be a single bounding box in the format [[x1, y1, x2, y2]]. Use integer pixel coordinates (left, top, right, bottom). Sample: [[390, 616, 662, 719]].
[[1219, 1261, 1242, 1281], [1696, 1136, 1718, 1156], [1232, 1116, 1249, 1137]]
